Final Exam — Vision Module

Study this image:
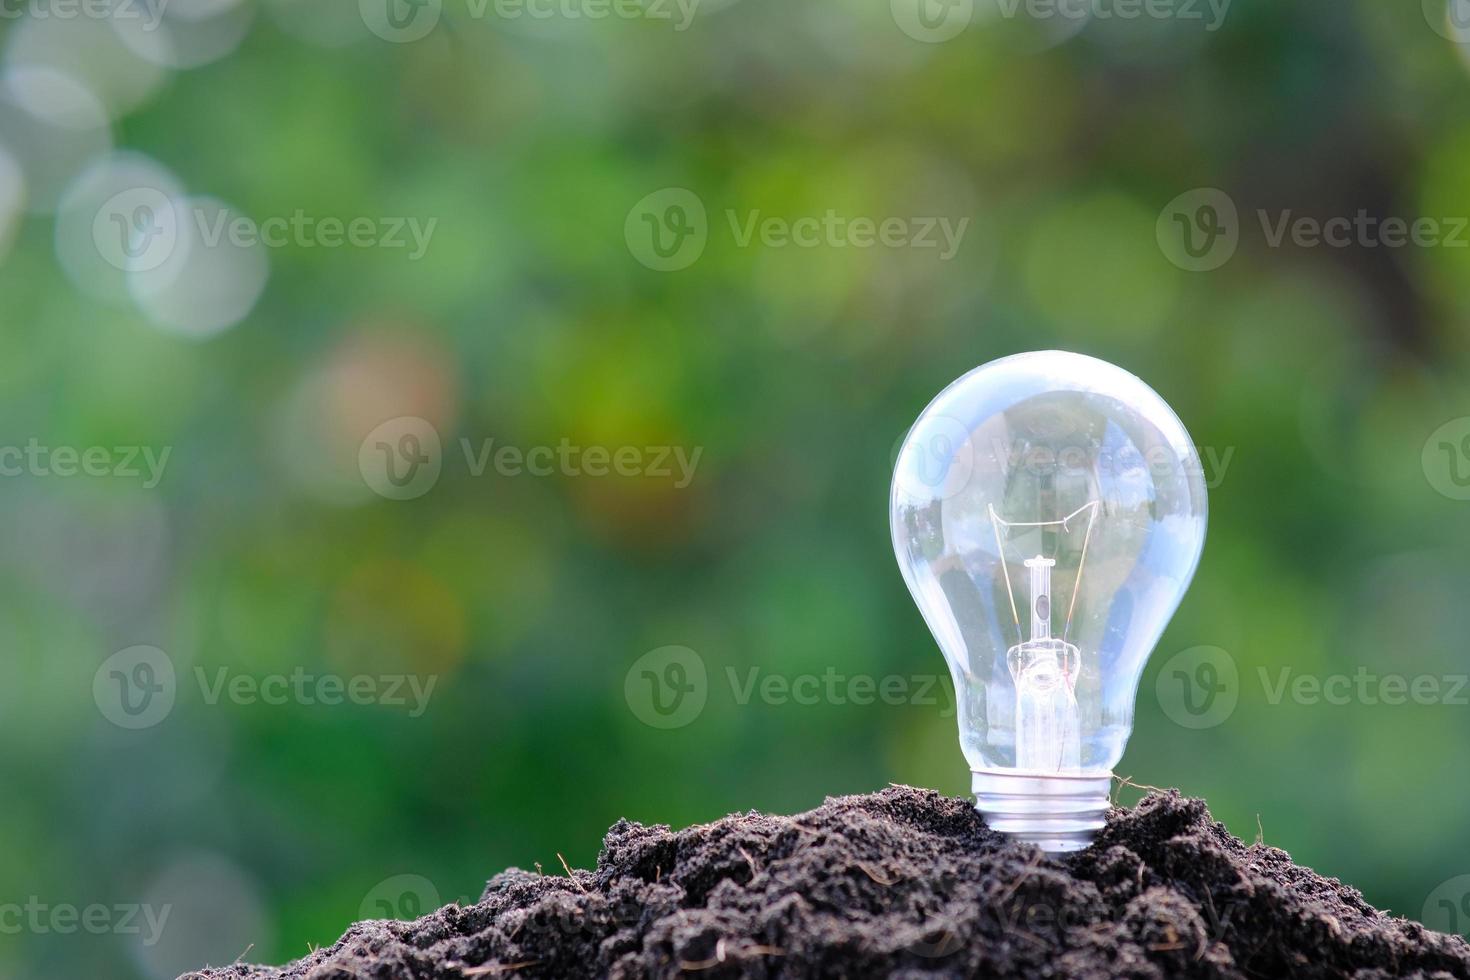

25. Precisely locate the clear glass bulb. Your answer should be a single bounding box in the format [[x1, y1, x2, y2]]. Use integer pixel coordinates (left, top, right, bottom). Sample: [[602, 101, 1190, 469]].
[[890, 351, 1207, 851]]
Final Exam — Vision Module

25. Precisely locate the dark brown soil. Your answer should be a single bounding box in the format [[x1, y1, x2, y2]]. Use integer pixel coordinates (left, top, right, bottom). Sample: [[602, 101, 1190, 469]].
[[181, 786, 1470, 980]]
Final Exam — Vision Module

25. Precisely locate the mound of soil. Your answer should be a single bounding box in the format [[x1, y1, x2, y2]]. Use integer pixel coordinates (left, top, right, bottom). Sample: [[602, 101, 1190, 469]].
[[183, 786, 1470, 979]]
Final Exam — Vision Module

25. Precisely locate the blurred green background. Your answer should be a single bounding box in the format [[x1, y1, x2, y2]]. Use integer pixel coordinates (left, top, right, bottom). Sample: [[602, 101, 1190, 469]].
[[2, 0, 1470, 975]]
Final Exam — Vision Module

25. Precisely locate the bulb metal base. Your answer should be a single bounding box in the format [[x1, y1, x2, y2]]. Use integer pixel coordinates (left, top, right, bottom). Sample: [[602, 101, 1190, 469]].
[[971, 769, 1112, 853]]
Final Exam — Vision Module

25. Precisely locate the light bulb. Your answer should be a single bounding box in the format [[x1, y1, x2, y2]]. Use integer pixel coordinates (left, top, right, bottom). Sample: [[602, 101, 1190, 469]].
[[890, 351, 1207, 852]]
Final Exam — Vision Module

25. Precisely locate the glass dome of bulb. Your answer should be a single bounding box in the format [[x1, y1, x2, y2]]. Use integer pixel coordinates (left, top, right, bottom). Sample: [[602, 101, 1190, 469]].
[[890, 350, 1207, 850]]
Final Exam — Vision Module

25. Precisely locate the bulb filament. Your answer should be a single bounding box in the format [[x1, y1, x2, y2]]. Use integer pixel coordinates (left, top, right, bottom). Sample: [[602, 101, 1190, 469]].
[[990, 502, 1097, 773]]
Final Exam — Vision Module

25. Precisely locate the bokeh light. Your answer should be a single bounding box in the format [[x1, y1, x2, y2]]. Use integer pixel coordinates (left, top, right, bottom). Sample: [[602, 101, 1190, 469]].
[[127, 195, 270, 338], [0, 66, 111, 213], [2, 13, 170, 118]]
